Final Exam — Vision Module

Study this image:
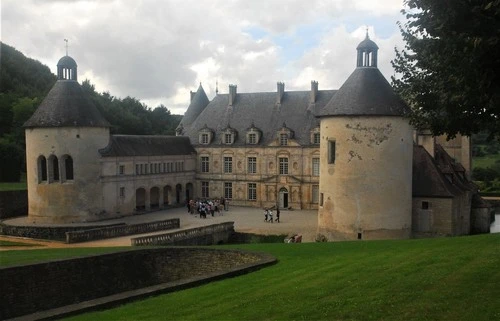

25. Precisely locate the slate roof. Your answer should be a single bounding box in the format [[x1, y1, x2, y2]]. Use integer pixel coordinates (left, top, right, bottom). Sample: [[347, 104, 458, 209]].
[[57, 55, 77, 68], [24, 80, 110, 128], [412, 145, 456, 198], [178, 84, 210, 128], [412, 144, 477, 198], [318, 67, 410, 117], [99, 135, 196, 157], [181, 88, 336, 146]]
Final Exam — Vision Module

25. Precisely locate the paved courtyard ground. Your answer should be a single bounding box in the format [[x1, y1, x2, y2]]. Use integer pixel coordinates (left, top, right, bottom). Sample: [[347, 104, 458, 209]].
[[0, 206, 319, 249]]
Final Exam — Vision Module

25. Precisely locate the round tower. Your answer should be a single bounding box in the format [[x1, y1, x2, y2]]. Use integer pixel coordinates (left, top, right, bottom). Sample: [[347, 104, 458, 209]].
[[24, 54, 111, 223], [317, 34, 413, 240]]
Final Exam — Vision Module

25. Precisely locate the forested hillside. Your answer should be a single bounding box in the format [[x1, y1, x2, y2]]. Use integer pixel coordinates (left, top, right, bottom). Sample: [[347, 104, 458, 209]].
[[0, 42, 182, 182]]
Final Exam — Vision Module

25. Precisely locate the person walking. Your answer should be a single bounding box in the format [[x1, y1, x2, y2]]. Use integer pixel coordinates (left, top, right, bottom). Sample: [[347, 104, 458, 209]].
[[264, 208, 268, 222], [268, 209, 273, 223], [275, 207, 280, 223]]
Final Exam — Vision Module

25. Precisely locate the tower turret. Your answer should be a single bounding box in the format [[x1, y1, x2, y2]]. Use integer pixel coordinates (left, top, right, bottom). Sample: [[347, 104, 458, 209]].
[[317, 34, 413, 240]]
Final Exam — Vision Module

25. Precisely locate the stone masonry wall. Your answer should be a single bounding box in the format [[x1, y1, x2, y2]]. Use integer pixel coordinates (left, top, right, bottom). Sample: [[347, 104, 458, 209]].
[[0, 247, 276, 320]]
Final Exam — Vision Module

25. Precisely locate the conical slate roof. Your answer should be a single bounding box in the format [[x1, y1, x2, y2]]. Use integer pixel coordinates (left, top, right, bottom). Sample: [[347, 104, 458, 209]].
[[318, 67, 410, 117], [24, 80, 110, 128], [178, 84, 210, 127]]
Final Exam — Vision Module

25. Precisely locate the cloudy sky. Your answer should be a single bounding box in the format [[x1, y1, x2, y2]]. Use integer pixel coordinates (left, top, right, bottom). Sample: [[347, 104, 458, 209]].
[[1, 0, 407, 115]]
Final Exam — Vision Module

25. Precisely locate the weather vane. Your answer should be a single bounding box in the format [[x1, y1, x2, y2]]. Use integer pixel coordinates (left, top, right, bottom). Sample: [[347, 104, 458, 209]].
[[64, 39, 69, 56]]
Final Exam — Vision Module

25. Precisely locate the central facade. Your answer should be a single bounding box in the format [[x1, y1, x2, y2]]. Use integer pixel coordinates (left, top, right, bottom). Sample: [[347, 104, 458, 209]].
[[176, 81, 335, 210]]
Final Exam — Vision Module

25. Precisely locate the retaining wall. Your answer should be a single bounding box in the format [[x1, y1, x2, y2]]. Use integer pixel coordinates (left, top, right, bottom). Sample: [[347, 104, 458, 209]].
[[65, 219, 180, 243], [131, 222, 235, 246], [1, 247, 276, 320]]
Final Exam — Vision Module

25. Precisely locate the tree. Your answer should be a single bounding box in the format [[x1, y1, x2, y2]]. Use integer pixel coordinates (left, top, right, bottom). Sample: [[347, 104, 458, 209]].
[[391, 0, 500, 139]]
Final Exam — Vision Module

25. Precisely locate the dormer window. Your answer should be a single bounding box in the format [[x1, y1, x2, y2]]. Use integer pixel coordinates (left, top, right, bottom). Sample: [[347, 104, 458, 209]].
[[310, 127, 320, 144], [224, 133, 233, 144], [277, 122, 294, 146], [201, 133, 209, 144], [222, 125, 237, 145], [198, 124, 214, 145], [246, 122, 262, 145], [280, 134, 288, 146]]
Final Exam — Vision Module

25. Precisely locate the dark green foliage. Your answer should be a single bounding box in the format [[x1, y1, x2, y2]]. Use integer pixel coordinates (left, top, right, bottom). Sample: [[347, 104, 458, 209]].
[[0, 139, 23, 182], [392, 1, 500, 139]]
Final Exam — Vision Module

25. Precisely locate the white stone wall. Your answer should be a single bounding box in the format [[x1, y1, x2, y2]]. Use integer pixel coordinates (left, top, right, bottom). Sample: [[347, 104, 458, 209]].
[[318, 116, 413, 240], [25, 127, 110, 223]]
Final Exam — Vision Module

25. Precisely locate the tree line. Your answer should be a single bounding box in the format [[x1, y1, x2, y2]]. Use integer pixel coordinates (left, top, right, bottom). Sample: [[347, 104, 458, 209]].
[[0, 42, 182, 182]]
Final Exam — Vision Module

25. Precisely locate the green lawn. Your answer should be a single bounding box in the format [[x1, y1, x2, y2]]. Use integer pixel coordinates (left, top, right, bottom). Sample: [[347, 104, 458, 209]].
[[3, 234, 499, 321]]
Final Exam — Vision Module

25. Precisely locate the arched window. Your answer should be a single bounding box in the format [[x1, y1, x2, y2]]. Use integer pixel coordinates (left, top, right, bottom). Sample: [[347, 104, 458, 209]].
[[61, 155, 74, 181], [48, 155, 59, 182], [38, 155, 47, 183]]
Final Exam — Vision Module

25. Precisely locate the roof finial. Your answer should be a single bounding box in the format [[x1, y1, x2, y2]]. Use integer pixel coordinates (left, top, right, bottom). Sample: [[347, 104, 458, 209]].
[[365, 27, 369, 39], [216, 79, 219, 95], [64, 39, 69, 56]]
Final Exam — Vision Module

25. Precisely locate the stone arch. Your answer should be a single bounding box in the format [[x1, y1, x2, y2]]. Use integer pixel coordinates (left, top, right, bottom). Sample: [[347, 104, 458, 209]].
[[150, 186, 160, 209], [48, 155, 59, 182], [163, 185, 172, 206], [37, 155, 47, 183], [136, 188, 146, 211], [61, 154, 74, 181], [175, 184, 182, 204]]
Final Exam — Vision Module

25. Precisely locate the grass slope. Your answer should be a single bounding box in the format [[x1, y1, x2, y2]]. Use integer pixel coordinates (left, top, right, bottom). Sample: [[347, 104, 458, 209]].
[[3, 235, 500, 321]]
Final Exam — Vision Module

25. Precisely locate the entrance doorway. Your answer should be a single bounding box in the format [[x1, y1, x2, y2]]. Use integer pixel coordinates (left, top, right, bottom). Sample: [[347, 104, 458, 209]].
[[279, 187, 288, 209]]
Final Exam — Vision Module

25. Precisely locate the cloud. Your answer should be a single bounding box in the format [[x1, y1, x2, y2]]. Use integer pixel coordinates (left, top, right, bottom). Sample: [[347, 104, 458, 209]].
[[1, 0, 406, 115]]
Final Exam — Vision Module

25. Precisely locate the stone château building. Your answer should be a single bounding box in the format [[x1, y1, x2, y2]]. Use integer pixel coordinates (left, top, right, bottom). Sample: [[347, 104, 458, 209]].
[[24, 35, 490, 238]]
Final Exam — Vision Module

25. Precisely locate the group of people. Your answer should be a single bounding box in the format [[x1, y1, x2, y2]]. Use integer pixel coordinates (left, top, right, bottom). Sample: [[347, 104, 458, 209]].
[[264, 207, 280, 223], [187, 198, 227, 218]]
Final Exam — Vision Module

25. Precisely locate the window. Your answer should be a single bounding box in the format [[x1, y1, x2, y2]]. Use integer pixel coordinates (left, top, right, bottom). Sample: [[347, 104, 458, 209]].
[[422, 201, 430, 210], [38, 156, 47, 183], [48, 155, 59, 182], [201, 133, 209, 144], [312, 158, 320, 176], [119, 187, 125, 198], [224, 157, 233, 173], [279, 157, 288, 175], [224, 182, 233, 199], [225, 133, 232, 144], [201, 156, 210, 173], [119, 165, 125, 175], [248, 133, 257, 144], [280, 134, 288, 146], [328, 140, 336, 164], [150, 163, 153, 174], [313, 132, 320, 144], [248, 157, 257, 174], [312, 185, 319, 204], [248, 183, 257, 200], [136, 164, 140, 175], [201, 181, 210, 198], [65, 156, 74, 180], [320, 193, 324, 206]]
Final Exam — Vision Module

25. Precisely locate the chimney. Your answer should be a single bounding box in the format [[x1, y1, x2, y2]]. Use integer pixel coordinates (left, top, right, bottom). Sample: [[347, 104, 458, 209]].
[[190, 90, 195, 102], [276, 82, 285, 104], [310, 80, 318, 104], [416, 129, 435, 158], [229, 84, 237, 106]]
